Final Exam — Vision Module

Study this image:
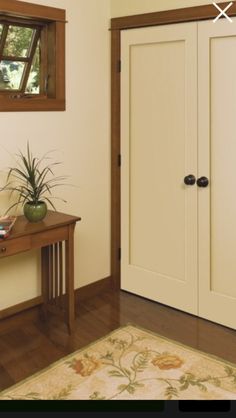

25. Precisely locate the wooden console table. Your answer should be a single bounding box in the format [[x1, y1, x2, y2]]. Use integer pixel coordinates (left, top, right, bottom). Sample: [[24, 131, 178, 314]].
[[0, 211, 81, 333]]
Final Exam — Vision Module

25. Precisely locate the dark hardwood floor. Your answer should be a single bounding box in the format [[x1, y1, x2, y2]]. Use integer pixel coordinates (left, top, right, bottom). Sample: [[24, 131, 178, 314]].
[[0, 289, 236, 392]]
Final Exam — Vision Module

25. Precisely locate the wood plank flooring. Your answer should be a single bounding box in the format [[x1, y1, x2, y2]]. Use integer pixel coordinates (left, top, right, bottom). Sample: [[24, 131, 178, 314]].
[[0, 289, 236, 392]]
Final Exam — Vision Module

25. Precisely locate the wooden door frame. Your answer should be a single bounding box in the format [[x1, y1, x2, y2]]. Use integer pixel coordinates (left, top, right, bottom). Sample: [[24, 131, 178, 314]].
[[110, 2, 236, 289]]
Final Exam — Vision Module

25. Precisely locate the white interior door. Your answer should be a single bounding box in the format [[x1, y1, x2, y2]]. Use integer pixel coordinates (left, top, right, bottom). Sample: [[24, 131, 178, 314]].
[[121, 23, 198, 314], [198, 18, 236, 330]]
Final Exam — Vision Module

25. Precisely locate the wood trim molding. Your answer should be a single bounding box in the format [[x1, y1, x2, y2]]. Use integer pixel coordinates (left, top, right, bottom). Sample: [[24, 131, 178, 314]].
[[0, 98, 65, 112], [0, 277, 112, 320], [111, 2, 236, 30], [0, 296, 43, 320], [111, 2, 236, 289], [0, 0, 66, 22], [75, 276, 111, 310], [111, 29, 121, 290]]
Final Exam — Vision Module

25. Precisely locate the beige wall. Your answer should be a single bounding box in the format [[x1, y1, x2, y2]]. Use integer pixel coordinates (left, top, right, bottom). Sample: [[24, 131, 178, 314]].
[[0, 0, 111, 310], [2, 0, 229, 312], [111, 0, 228, 17]]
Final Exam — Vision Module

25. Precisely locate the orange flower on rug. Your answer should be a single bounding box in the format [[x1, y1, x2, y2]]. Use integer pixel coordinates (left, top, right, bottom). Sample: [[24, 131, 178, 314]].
[[0, 325, 236, 400]]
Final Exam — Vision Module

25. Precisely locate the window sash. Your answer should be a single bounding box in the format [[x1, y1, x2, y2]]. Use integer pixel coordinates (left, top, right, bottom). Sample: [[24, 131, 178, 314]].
[[0, 21, 43, 94]]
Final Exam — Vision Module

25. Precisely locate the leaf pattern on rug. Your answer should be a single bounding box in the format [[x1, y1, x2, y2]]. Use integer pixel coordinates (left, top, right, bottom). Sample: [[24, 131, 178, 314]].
[[1, 326, 236, 400]]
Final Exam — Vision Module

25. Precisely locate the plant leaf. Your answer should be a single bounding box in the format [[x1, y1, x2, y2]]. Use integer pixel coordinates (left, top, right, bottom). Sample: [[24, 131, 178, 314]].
[[1, 143, 71, 212]]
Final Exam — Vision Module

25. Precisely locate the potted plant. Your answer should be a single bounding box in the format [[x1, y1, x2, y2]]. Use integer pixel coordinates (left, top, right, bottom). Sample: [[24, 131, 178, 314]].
[[1, 143, 67, 223]]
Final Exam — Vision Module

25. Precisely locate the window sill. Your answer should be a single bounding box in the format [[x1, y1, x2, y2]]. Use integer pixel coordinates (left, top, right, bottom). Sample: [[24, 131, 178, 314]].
[[0, 97, 65, 111]]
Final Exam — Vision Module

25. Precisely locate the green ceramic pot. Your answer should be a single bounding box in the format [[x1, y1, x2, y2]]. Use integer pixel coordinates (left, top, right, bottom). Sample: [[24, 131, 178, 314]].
[[24, 201, 47, 223]]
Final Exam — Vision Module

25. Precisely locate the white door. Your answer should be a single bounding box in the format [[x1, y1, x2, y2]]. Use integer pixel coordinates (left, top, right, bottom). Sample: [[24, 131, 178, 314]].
[[198, 18, 236, 329], [121, 23, 198, 314]]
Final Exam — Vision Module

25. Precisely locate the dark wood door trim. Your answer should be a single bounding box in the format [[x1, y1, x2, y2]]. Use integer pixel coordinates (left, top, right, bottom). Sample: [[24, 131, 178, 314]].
[[111, 2, 236, 30], [110, 2, 236, 289], [111, 29, 121, 289]]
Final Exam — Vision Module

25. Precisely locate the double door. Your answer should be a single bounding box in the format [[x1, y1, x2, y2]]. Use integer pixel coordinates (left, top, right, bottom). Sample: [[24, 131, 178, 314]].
[[121, 19, 236, 330]]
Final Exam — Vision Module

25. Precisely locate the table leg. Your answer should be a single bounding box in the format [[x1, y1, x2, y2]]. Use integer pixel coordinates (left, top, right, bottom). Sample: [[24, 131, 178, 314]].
[[65, 223, 76, 333], [41, 246, 50, 321]]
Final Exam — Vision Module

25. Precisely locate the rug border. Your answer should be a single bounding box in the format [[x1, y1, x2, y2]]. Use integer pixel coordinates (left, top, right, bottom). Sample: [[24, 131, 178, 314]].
[[0, 322, 235, 398]]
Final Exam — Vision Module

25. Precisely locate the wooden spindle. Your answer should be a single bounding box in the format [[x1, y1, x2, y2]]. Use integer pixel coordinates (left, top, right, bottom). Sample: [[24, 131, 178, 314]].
[[55, 243, 58, 305], [49, 245, 54, 303], [59, 241, 63, 309]]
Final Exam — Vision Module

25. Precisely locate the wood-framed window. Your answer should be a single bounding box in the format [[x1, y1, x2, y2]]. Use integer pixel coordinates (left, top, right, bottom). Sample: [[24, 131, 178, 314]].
[[0, 0, 66, 111]]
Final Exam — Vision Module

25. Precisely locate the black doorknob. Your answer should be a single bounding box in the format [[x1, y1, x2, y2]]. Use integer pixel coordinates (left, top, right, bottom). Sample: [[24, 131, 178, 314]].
[[197, 177, 209, 188], [184, 175, 196, 186]]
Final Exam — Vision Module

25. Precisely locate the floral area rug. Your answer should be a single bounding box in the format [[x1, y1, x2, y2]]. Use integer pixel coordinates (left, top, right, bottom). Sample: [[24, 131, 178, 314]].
[[0, 324, 236, 400]]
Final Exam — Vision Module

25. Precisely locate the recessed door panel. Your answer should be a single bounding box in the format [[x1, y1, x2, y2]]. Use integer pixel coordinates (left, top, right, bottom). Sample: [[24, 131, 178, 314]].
[[129, 40, 186, 282], [121, 23, 198, 314], [198, 19, 236, 329]]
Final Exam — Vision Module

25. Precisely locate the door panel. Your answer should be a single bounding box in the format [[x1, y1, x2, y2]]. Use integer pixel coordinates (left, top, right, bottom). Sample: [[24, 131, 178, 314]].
[[198, 19, 236, 329], [130, 40, 186, 282], [121, 23, 198, 314]]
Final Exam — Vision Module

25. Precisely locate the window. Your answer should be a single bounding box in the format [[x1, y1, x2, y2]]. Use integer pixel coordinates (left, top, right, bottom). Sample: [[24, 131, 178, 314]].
[[0, 0, 66, 111]]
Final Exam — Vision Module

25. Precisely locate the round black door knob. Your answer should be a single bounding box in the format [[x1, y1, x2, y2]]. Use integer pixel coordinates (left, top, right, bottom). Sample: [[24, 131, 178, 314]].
[[184, 175, 196, 186], [197, 177, 209, 188]]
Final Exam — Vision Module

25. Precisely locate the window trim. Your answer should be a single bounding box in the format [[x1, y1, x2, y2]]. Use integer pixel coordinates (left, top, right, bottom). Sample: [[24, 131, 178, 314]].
[[0, 0, 66, 111]]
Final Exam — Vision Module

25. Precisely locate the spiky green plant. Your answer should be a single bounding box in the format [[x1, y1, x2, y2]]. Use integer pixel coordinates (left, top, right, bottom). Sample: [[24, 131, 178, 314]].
[[1, 143, 68, 214]]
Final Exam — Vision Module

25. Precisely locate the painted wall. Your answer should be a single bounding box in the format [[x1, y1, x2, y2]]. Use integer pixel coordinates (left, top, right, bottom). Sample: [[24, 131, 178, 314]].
[[0, 0, 111, 310], [111, 0, 228, 17]]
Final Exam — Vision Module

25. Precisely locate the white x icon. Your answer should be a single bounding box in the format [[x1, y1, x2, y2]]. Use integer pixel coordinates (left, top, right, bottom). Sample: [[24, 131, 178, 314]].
[[213, 2, 233, 23]]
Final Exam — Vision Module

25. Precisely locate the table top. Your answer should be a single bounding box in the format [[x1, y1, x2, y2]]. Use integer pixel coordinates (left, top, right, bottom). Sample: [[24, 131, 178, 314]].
[[3, 211, 81, 241]]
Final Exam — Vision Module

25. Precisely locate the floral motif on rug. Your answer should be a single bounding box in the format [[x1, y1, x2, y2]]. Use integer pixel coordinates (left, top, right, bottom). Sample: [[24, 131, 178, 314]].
[[0, 325, 236, 400]]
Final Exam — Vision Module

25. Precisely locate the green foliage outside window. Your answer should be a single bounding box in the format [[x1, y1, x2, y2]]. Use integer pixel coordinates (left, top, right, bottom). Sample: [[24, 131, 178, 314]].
[[3, 26, 34, 57], [0, 23, 41, 94]]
